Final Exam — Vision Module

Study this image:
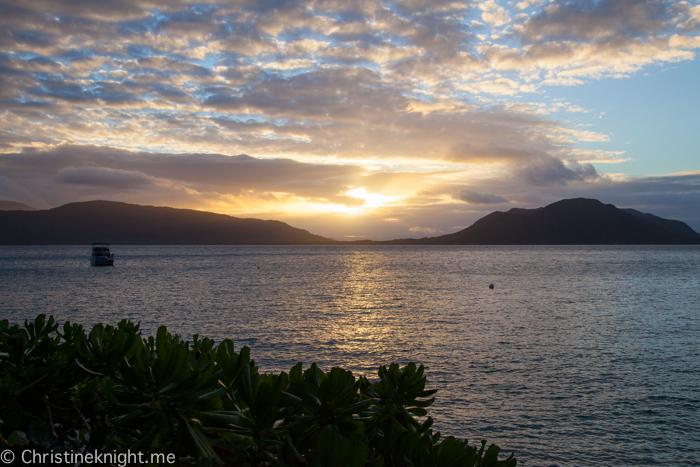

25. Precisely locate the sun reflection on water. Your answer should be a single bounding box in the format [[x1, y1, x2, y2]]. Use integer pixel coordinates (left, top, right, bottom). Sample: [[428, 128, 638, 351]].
[[2, 245, 699, 466]]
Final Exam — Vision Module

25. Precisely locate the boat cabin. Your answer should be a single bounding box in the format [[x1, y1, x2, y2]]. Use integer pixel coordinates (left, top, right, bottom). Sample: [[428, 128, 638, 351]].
[[90, 242, 114, 266], [92, 243, 112, 256]]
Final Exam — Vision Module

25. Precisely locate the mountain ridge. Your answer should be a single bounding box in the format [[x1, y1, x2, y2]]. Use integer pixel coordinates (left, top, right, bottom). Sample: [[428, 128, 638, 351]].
[[383, 198, 700, 245], [0, 200, 333, 245], [0, 198, 698, 245]]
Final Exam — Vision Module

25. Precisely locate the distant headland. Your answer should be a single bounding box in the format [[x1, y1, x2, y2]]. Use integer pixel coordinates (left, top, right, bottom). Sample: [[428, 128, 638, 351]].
[[367, 198, 700, 245], [0, 200, 331, 245], [0, 200, 36, 211], [0, 198, 698, 245]]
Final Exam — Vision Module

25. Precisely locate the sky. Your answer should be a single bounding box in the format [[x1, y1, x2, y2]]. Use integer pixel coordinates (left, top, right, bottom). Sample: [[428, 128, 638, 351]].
[[0, 0, 699, 240]]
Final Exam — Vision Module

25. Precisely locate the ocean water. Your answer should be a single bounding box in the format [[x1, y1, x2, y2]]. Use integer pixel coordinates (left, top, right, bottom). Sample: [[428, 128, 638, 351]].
[[1, 245, 699, 466]]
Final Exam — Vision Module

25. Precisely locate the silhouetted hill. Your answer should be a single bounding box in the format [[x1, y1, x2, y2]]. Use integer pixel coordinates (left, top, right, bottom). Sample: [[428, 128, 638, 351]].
[[2, 198, 698, 246], [403, 198, 700, 245], [0, 201, 334, 245], [621, 208, 699, 238], [0, 200, 36, 211]]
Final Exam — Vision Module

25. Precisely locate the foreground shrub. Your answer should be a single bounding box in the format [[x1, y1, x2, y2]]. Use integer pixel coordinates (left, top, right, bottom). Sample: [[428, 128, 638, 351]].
[[0, 315, 517, 466]]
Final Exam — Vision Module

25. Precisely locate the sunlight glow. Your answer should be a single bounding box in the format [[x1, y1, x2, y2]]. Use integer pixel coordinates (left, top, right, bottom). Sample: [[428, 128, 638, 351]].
[[345, 187, 396, 209]]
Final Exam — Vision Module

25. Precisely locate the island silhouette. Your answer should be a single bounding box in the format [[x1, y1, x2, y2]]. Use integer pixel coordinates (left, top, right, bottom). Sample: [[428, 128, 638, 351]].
[[1, 198, 698, 245]]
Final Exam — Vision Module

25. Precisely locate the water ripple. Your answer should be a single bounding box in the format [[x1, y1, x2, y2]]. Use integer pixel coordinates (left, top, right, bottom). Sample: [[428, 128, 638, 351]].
[[1, 245, 699, 466]]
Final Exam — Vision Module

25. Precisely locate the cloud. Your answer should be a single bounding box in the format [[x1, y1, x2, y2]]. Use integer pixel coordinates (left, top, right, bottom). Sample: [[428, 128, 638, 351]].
[[514, 158, 600, 186], [409, 226, 442, 235], [516, 0, 546, 11], [676, 2, 700, 31], [0, 175, 49, 208], [136, 56, 213, 77], [0, 145, 365, 209], [479, 0, 511, 27], [0, 0, 699, 239], [1, 0, 163, 22], [2, 145, 699, 239], [56, 167, 156, 189], [521, 0, 669, 43], [454, 189, 508, 204]]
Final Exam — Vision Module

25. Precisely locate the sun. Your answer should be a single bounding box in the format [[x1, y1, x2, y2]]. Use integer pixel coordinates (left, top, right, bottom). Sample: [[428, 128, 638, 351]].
[[345, 187, 395, 209]]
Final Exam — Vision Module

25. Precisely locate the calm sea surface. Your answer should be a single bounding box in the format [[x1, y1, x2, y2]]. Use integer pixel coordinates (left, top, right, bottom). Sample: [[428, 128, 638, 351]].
[[1, 245, 699, 466]]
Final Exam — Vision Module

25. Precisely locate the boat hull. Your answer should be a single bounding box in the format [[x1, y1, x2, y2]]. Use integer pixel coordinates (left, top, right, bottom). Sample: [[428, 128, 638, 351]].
[[90, 256, 114, 266]]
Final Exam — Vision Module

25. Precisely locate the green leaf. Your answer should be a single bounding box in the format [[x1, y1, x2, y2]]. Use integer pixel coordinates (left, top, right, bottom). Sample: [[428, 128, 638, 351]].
[[185, 420, 221, 462]]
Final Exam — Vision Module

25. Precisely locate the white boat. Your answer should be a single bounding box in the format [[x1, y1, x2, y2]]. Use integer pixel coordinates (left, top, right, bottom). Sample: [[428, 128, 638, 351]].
[[90, 243, 114, 266]]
